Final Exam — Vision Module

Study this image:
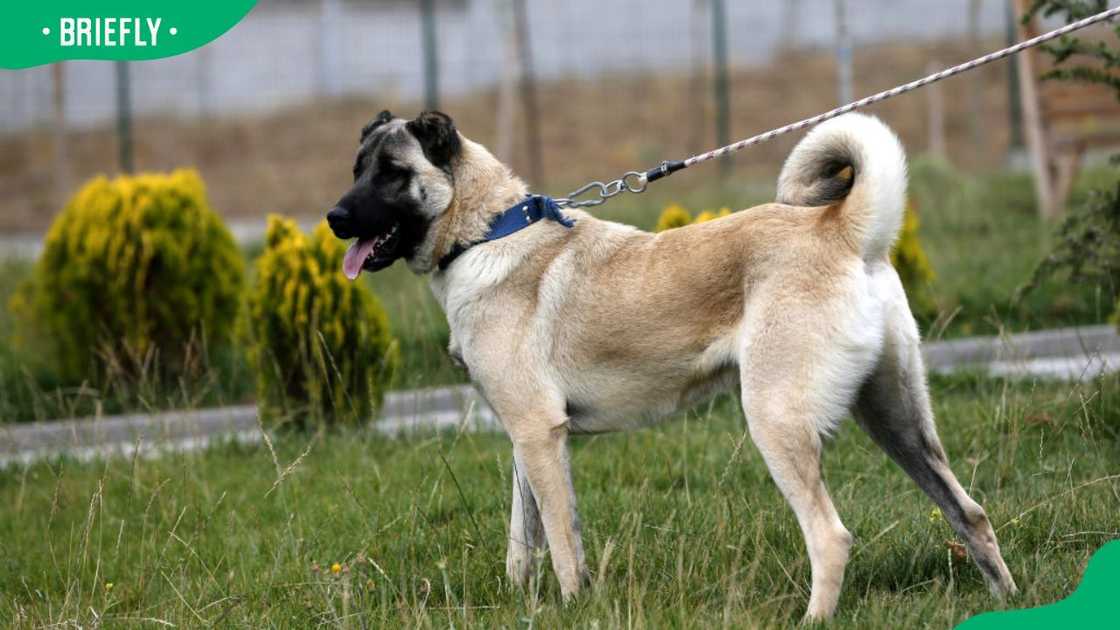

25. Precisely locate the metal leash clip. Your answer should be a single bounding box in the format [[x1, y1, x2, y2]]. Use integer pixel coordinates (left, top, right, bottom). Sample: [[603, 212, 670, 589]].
[[555, 171, 647, 208]]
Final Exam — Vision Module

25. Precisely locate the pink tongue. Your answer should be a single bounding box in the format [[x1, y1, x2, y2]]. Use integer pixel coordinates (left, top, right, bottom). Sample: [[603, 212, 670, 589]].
[[343, 239, 377, 280]]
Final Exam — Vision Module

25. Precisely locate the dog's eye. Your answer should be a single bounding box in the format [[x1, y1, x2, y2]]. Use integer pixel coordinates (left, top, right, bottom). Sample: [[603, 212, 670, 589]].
[[378, 160, 410, 181], [352, 156, 367, 181]]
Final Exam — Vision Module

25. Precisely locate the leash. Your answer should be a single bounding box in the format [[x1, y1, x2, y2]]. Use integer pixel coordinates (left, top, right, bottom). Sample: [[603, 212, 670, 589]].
[[553, 6, 1120, 210]]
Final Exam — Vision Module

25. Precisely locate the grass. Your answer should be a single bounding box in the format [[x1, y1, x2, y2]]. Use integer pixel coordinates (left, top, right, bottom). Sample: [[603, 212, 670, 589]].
[[906, 159, 1115, 339], [1, 373, 1117, 627]]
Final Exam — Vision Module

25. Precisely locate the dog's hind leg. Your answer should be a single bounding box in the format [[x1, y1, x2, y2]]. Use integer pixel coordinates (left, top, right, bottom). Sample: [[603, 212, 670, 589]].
[[506, 451, 547, 588], [854, 273, 1017, 597], [739, 283, 887, 620], [740, 370, 856, 620], [741, 394, 855, 620]]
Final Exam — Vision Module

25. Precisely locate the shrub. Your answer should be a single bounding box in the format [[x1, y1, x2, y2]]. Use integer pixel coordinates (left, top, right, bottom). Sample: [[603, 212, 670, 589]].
[[9, 169, 244, 385], [245, 216, 399, 429], [1020, 0, 1120, 326], [891, 203, 938, 321], [655, 204, 694, 232], [655, 204, 732, 231], [1026, 0, 1118, 90], [694, 207, 731, 224], [1022, 174, 1120, 314]]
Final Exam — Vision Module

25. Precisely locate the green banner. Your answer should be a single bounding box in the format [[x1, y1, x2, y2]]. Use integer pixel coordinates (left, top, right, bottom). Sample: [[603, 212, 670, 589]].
[[0, 1, 258, 69]]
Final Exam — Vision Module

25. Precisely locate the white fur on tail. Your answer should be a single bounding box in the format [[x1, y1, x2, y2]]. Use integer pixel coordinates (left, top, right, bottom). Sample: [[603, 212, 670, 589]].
[[776, 113, 908, 261]]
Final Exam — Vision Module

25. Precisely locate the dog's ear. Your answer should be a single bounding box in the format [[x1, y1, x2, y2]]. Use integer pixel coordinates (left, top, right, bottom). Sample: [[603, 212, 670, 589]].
[[360, 110, 394, 144], [406, 111, 461, 169]]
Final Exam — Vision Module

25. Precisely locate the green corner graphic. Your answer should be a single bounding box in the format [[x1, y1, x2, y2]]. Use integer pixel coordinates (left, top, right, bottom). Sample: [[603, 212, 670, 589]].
[[957, 540, 1120, 629], [0, 2, 258, 69]]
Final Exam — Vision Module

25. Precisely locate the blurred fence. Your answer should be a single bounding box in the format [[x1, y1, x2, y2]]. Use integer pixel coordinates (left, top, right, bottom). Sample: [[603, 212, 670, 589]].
[[0, 0, 1046, 235], [1, 0, 1010, 131]]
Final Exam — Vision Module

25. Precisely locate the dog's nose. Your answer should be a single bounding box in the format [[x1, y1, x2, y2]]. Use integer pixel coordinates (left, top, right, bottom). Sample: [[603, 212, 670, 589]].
[[326, 206, 353, 239]]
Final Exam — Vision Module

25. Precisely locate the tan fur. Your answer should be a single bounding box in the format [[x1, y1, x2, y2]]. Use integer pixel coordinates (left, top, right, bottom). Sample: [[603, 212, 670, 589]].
[[400, 116, 1016, 620], [411, 138, 528, 273]]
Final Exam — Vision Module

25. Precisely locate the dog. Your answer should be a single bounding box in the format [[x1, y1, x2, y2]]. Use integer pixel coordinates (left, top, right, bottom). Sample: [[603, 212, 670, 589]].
[[325, 110, 1017, 620]]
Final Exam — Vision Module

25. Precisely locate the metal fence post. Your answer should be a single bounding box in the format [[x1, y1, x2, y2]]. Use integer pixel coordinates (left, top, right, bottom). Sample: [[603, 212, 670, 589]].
[[52, 62, 69, 198], [711, 0, 731, 176], [834, 0, 853, 107], [420, 0, 440, 110], [115, 61, 134, 173], [779, 0, 803, 51], [926, 60, 947, 160], [967, 0, 987, 155], [495, 0, 516, 163], [1006, 0, 1024, 151], [688, 0, 708, 154], [512, 0, 542, 186], [319, 0, 342, 97]]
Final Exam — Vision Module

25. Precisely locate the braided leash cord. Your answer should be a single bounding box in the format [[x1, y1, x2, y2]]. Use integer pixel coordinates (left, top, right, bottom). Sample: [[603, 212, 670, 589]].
[[555, 6, 1120, 209], [682, 5, 1120, 169]]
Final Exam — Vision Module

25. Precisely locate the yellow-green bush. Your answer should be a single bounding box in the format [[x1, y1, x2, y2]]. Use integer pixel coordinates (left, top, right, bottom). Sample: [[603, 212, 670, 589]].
[[891, 203, 937, 320], [10, 169, 244, 384], [655, 204, 694, 232], [245, 216, 399, 428], [655, 204, 732, 231], [695, 207, 731, 224]]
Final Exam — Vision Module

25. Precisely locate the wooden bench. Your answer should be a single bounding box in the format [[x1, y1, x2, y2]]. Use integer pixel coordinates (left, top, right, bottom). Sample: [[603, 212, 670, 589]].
[[1014, 0, 1120, 218]]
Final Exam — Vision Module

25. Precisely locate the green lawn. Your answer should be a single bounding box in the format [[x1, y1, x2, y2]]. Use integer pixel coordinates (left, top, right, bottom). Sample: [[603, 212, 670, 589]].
[[1, 374, 1117, 627]]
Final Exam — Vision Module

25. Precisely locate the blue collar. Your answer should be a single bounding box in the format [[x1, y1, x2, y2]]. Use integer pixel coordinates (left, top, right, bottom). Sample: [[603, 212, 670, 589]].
[[438, 194, 575, 270]]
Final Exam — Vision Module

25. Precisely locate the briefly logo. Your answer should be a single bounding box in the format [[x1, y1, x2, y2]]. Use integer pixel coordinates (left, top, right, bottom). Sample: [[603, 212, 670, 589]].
[[1, 2, 258, 69], [48, 18, 171, 48]]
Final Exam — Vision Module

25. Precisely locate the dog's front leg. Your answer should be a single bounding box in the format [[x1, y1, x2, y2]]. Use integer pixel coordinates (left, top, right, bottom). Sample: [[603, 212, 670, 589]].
[[506, 451, 547, 587], [511, 424, 590, 600]]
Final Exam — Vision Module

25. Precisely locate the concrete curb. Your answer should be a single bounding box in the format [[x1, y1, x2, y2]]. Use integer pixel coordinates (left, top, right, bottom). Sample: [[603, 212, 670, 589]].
[[0, 385, 499, 467], [1, 325, 1116, 466], [921, 325, 1120, 370]]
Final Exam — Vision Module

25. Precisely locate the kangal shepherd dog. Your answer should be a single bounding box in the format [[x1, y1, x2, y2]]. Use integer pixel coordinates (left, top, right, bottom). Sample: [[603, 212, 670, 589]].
[[325, 110, 1017, 619]]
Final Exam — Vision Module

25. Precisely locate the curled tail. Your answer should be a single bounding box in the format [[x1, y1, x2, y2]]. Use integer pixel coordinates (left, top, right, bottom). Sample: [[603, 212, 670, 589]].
[[776, 113, 907, 261]]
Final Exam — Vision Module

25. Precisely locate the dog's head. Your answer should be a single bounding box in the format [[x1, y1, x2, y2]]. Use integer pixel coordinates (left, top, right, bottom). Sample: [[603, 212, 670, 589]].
[[326, 110, 460, 278]]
